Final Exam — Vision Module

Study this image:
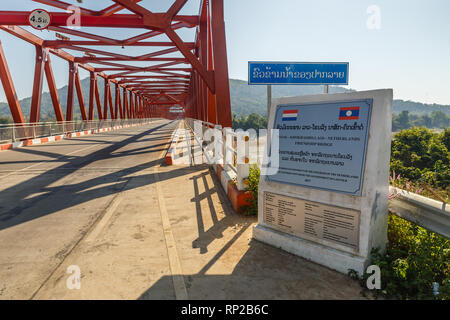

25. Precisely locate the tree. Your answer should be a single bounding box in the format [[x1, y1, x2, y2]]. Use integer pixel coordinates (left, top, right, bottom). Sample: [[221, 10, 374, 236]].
[[391, 127, 449, 188], [397, 111, 410, 130]]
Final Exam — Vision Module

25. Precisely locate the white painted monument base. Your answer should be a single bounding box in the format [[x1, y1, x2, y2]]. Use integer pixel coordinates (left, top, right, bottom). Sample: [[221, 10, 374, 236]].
[[253, 224, 367, 274], [253, 89, 393, 276]]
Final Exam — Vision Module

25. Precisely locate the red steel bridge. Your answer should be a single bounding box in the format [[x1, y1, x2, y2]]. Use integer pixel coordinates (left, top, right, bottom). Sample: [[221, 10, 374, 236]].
[[0, 0, 232, 127]]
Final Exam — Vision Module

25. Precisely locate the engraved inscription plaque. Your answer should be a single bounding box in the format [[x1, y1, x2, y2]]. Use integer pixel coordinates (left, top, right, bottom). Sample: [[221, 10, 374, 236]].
[[263, 191, 360, 249]]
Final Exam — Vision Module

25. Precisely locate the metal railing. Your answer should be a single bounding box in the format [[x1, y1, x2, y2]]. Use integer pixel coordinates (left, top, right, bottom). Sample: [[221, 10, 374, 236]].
[[185, 119, 449, 238], [185, 118, 251, 191], [0, 118, 159, 144], [389, 186, 449, 238]]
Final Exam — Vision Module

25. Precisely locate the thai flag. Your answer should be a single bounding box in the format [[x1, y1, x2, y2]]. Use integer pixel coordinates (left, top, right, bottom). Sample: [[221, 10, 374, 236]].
[[282, 109, 298, 121], [339, 107, 360, 120]]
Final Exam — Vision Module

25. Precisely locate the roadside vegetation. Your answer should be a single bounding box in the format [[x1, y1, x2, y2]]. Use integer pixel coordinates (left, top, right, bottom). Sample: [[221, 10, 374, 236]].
[[240, 126, 449, 300], [0, 116, 11, 124]]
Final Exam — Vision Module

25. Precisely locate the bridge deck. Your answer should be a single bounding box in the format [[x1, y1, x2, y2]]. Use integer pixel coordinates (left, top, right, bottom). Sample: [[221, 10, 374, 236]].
[[0, 120, 364, 299]]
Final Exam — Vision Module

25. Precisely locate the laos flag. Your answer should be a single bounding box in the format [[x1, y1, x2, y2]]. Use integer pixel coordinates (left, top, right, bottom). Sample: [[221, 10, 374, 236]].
[[282, 109, 298, 121], [339, 106, 359, 120]]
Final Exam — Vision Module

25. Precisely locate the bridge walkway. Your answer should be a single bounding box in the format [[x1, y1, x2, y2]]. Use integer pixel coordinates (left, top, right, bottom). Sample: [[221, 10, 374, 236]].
[[0, 120, 364, 299]]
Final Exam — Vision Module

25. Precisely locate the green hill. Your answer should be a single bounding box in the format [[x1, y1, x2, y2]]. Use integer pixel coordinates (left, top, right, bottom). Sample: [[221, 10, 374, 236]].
[[1, 78, 449, 121], [229, 79, 450, 116]]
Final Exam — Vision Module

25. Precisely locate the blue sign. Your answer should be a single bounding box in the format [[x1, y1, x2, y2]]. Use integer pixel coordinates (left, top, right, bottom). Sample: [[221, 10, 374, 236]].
[[266, 99, 372, 196], [248, 62, 349, 85]]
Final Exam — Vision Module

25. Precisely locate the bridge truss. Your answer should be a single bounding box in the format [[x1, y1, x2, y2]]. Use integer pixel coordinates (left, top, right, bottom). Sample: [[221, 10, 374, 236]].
[[0, 0, 232, 126]]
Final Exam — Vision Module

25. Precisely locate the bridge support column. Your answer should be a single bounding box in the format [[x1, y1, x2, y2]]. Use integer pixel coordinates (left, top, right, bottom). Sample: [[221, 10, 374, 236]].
[[66, 61, 75, 121], [93, 73, 103, 120], [75, 64, 88, 121], [88, 72, 95, 120], [0, 41, 25, 124], [44, 52, 64, 122], [30, 46, 46, 123], [211, 0, 232, 128]]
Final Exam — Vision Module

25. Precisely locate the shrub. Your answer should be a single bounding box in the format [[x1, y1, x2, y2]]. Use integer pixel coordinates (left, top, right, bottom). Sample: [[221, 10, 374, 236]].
[[361, 214, 449, 300], [390, 127, 449, 190], [241, 165, 260, 216]]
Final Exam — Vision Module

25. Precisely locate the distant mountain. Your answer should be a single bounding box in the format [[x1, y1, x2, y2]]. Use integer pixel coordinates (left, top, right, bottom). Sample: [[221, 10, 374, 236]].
[[229, 79, 450, 117], [1, 78, 449, 121]]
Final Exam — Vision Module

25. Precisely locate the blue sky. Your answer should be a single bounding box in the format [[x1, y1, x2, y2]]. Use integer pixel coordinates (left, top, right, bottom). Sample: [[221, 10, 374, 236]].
[[0, 0, 449, 105]]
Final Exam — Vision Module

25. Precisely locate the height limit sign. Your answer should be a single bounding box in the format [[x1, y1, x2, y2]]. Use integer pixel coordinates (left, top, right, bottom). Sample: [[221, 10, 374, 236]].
[[28, 9, 51, 30]]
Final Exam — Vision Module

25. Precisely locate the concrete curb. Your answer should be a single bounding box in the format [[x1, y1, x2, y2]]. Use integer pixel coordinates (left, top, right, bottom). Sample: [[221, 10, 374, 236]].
[[0, 124, 141, 152], [165, 130, 180, 165], [165, 122, 184, 165], [212, 163, 253, 214]]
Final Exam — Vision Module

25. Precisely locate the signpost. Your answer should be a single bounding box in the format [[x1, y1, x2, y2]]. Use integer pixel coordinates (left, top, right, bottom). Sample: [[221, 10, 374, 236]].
[[253, 89, 393, 274], [248, 61, 349, 117], [28, 9, 51, 30], [248, 62, 349, 85]]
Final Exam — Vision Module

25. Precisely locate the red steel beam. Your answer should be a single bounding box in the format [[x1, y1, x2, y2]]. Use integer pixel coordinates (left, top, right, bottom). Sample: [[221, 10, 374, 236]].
[[118, 85, 124, 119], [165, 27, 214, 93], [129, 91, 135, 118], [44, 52, 64, 122], [48, 26, 121, 44], [33, 0, 144, 17], [94, 74, 103, 120], [76, 57, 187, 63], [0, 12, 199, 28], [99, 0, 144, 17], [210, 0, 232, 127], [114, 84, 119, 119], [123, 87, 129, 119], [0, 0, 232, 125], [0, 41, 25, 123], [66, 61, 75, 121], [29, 46, 46, 123], [88, 72, 95, 120], [109, 61, 185, 78], [44, 41, 193, 47], [123, 21, 192, 44], [74, 65, 88, 121], [104, 79, 110, 119], [108, 81, 114, 119]]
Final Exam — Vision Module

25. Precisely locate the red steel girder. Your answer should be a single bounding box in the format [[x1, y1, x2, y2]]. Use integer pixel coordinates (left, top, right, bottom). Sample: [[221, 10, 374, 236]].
[[44, 52, 64, 122], [88, 72, 95, 120], [44, 41, 193, 48], [66, 61, 75, 121], [0, 41, 25, 123], [123, 87, 130, 119], [0, 0, 232, 126], [29, 46, 46, 123], [48, 26, 121, 45], [93, 74, 103, 120], [74, 65, 88, 121], [0, 12, 199, 28], [123, 21, 192, 44], [76, 57, 187, 63], [33, 0, 142, 16]]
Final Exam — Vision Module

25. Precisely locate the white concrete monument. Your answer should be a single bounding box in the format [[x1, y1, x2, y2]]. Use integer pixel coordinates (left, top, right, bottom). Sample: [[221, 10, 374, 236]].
[[253, 89, 393, 274]]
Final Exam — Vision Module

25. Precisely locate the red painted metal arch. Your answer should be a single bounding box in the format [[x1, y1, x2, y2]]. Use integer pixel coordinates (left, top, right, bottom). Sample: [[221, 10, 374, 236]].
[[0, 0, 232, 127]]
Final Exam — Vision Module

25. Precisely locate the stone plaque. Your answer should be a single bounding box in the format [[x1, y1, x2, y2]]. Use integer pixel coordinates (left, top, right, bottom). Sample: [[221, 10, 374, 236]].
[[263, 191, 360, 249], [266, 99, 372, 196]]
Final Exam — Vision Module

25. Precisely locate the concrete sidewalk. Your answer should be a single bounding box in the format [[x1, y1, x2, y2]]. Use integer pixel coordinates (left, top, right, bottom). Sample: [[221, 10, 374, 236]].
[[0, 120, 366, 299]]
